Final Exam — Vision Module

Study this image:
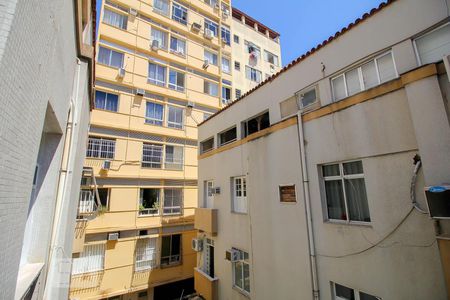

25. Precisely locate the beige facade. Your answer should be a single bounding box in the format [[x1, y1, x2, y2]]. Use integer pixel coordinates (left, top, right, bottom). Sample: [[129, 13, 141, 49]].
[[196, 0, 450, 299], [70, 0, 233, 299], [230, 7, 281, 101]]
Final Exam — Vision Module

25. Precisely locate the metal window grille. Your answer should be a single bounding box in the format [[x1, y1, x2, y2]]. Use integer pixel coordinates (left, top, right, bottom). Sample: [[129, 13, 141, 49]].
[[135, 238, 157, 271], [86, 137, 115, 159], [142, 143, 163, 168]]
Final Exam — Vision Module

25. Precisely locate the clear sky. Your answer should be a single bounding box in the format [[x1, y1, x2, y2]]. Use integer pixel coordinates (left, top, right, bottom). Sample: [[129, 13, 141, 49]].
[[96, 0, 386, 66]]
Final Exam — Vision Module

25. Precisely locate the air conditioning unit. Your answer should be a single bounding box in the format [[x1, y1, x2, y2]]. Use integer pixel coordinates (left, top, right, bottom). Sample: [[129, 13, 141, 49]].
[[226, 249, 242, 262], [191, 22, 202, 32], [108, 232, 119, 241], [191, 238, 203, 252], [222, 9, 230, 17], [425, 185, 450, 219], [129, 8, 138, 16], [136, 88, 145, 96], [211, 187, 220, 195], [118, 68, 126, 78], [186, 101, 195, 109], [151, 40, 160, 51], [443, 54, 450, 82], [204, 29, 214, 40], [101, 160, 111, 170]]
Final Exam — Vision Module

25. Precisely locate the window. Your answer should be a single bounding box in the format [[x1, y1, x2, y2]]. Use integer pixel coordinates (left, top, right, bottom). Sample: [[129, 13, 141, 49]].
[[135, 238, 157, 271], [235, 89, 241, 99], [72, 244, 105, 275], [331, 52, 397, 101], [204, 81, 219, 97], [139, 188, 160, 216], [168, 69, 185, 92], [145, 102, 164, 126], [332, 282, 381, 300], [245, 66, 262, 83], [232, 176, 247, 213], [222, 86, 231, 105], [279, 185, 296, 203], [204, 19, 218, 37], [204, 50, 218, 66], [221, 26, 231, 45], [98, 46, 124, 68], [200, 137, 214, 153], [170, 36, 186, 56], [264, 50, 279, 66], [232, 248, 250, 294], [222, 57, 231, 73], [245, 41, 261, 58], [242, 111, 270, 137], [163, 189, 182, 215], [95, 91, 119, 112], [165, 145, 183, 170], [86, 137, 115, 159], [234, 61, 241, 71], [297, 86, 318, 109], [172, 3, 188, 25], [142, 143, 163, 168], [219, 127, 236, 146], [103, 9, 127, 30], [167, 105, 183, 129], [322, 161, 370, 223], [415, 23, 450, 65], [148, 63, 167, 86], [151, 27, 168, 50], [161, 234, 181, 266], [96, 188, 110, 209], [204, 0, 218, 7], [234, 34, 240, 44], [153, 0, 169, 16]]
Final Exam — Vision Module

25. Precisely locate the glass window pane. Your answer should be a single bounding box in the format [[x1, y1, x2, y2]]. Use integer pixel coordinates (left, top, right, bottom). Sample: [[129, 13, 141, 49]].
[[377, 53, 396, 83], [325, 180, 346, 220], [106, 93, 118, 112], [361, 61, 379, 89], [323, 164, 340, 177], [243, 263, 250, 292], [415, 23, 450, 65], [335, 283, 355, 300], [161, 236, 171, 257], [171, 234, 181, 255], [95, 91, 106, 109], [110, 50, 123, 68], [332, 75, 347, 100], [360, 291, 380, 300], [345, 178, 370, 222], [343, 161, 363, 175], [98, 47, 110, 65], [234, 262, 243, 289], [346, 69, 361, 96]]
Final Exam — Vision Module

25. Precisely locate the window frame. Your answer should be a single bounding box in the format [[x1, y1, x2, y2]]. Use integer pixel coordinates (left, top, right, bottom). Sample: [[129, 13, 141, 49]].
[[167, 105, 184, 129], [264, 50, 279, 66], [86, 137, 116, 159], [163, 188, 183, 215], [170, 35, 187, 57], [204, 18, 219, 37], [97, 46, 124, 69], [218, 126, 237, 147], [168, 69, 185, 92], [95, 90, 119, 112], [200, 137, 214, 154], [296, 85, 319, 111], [148, 62, 167, 87], [139, 188, 160, 216], [221, 56, 231, 74], [221, 26, 231, 45], [245, 65, 262, 83], [413, 22, 450, 66], [164, 144, 184, 170], [233, 34, 240, 44], [151, 27, 169, 50], [142, 143, 164, 169], [332, 282, 381, 300], [204, 49, 218, 66], [153, 0, 170, 16], [222, 86, 231, 105], [103, 8, 128, 30], [232, 176, 247, 214], [161, 234, 182, 267], [171, 3, 188, 25], [232, 248, 250, 294], [135, 238, 158, 272], [204, 80, 219, 97], [145, 101, 164, 126]]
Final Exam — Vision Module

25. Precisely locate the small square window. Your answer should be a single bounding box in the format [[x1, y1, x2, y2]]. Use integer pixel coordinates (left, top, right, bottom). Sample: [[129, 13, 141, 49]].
[[234, 34, 240, 44], [234, 61, 241, 71]]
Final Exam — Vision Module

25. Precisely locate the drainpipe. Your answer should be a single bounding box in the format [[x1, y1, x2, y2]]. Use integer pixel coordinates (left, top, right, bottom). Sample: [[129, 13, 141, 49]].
[[296, 111, 320, 300]]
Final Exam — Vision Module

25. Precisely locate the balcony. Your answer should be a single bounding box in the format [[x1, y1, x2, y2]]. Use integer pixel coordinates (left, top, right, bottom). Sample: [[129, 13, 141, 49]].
[[77, 190, 98, 219], [194, 268, 218, 300], [194, 208, 218, 235]]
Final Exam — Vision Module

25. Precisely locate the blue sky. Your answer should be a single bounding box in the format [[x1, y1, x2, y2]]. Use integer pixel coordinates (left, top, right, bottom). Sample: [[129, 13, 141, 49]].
[[96, 0, 386, 66]]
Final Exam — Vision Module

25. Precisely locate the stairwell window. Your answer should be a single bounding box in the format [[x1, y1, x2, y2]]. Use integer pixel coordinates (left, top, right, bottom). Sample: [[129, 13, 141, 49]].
[[86, 137, 115, 159], [163, 189, 182, 215], [95, 90, 119, 112], [151, 27, 168, 50], [331, 51, 397, 101], [232, 176, 247, 213], [232, 248, 250, 294], [168, 69, 185, 92], [142, 143, 163, 168], [172, 3, 188, 25], [72, 244, 105, 275], [148, 63, 167, 86], [98, 46, 123, 68], [219, 127, 237, 146], [170, 36, 186, 56], [145, 101, 164, 126], [103, 9, 128, 30], [246, 66, 262, 83], [165, 145, 183, 170], [322, 160, 370, 223], [135, 238, 158, 271], [167, 105, 184, 129], [153, 0, 169, 16], [161, 234, 182, 266], [139, 188, 160, 216], [204, 80, 219, 97]]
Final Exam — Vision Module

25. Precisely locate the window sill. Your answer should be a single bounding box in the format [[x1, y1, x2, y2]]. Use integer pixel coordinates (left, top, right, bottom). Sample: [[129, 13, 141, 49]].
[[160, 262, 182, 269], [324, 220, 372, 227], [93, 108, 119, 113], [195, 267, 219, 282], [232, 286, 250, 298], [231, 211, 248, 215], [138, 214, 160, 218]]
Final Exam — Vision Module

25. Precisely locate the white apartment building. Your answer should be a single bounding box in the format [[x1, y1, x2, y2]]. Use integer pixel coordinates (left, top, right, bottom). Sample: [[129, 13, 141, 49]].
[[194, 0, 450, 299]]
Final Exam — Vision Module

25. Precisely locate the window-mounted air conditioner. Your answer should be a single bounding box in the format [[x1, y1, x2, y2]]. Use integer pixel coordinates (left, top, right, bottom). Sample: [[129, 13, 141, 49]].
[[151, 40, 160, 51], [211, 187, 220, 195], [425, 185, 450, 219], [225, 248, 242, 262], [191, 238, 203, 252], [192, 22, 202, 32], [102, 160, 111, 170], [204, 29, 214, 40], [222, 9, 230, 17], [129, 8, 138, 16], [136, 88, 145, 96], [108, 232, 119, 240], [186, 101, 195, 109], [118, 68, 125, 78]]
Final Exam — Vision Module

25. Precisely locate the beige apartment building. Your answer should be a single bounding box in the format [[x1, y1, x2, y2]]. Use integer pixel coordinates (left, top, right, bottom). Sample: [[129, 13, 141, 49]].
[[230, 7, 281, 102], [195, 0, 450, 299], [68, 0, 248, 299]]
